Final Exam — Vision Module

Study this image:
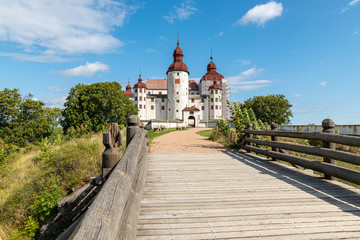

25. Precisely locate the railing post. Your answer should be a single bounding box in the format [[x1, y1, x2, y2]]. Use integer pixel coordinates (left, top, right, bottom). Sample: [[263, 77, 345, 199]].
[[245, 122, 253, 152], [271, 122, 279, 160], [102, 123, 123, 179], [127, 115, 140, 147], [322, 118, 336, 180]]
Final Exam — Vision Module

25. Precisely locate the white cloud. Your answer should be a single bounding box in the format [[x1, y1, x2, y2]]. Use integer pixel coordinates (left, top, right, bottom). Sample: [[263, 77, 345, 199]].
[[46, 86, 68, 93], [146, 48, 160, 54], [218, 31, 224, 36], [293, 93, 304, 98], [318, 81, 328, 87], [164, 0, 197, 23], [355, 30, 359, 35], [237, 59, 252, 65], [349, 0, 360, 6], [0, 0, 138, 60], [0, 52, 70, 63], [235, 1, 283, 26], [228, 67, 271, 91], [44, 96, 67, 108], [158, 35, 167, 41], [57, 62, 109, 77]]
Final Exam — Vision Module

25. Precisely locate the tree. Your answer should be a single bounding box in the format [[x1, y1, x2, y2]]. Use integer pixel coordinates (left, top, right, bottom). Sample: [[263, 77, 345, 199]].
[[242, 94, 293, 125], [61, 82, 138, 133], [0, 88, 53, 147]]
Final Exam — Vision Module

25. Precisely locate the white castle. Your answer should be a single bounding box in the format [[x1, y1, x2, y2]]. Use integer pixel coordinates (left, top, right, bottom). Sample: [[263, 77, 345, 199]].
[[123, 40, 230, 127]]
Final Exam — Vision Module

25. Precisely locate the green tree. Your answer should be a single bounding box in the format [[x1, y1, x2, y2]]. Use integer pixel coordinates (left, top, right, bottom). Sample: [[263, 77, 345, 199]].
[[61, 82, 138, 133], [0, 88, 52, 147], [242, 94, 293, 125]]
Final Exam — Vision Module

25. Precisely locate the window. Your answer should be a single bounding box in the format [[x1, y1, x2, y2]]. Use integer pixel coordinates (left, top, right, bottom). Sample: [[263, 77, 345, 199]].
[[139, 88, 142, 93], [139, 104, 142, 109], [211, 106, 214, 110], [139, 96, 142, 101], [201, 106, 204, 110], [151, 105, 154, 110], [191, 99, 194, 103], [175, 79, 180, 84], [215, 90, 218, 94], [215, 98, 218, 102], [135, 89, 137, 93], [201, 98, 204, 103], [211, 98, 214, 102], [162, 98, 165, 102], [161, 106, 165, 110], [211, 90, 214, 94], [176, 92, 179, 94], [190, 111, 194, 115], [177, 73, 179, 76], [220, 106, 221, 110], [176, 100, 180, 103], [144, 105, 146, 109], [144, 97, 146, 101], [159, 91, 162, 94], [151, 98, 154, 102], [135, 96, 138, 101], [148, 91, 151, 94], [176, 110, 178, 112], [216, 105, 218, 110]]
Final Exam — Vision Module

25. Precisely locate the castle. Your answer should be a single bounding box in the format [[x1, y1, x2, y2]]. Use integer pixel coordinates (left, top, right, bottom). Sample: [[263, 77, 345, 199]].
[[123, 40, 230, 127]]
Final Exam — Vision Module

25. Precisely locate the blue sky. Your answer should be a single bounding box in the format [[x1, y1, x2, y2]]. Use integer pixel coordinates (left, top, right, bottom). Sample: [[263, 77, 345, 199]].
[[0, 0, 359, 125]]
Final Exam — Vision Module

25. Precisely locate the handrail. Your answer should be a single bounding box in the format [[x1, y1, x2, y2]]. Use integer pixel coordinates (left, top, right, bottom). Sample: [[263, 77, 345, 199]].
[[242, 119, 360, 185]]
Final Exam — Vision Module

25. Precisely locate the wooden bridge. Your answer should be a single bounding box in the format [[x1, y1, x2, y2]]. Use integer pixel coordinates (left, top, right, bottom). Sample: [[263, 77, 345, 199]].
[[60, 117, 360, 239]]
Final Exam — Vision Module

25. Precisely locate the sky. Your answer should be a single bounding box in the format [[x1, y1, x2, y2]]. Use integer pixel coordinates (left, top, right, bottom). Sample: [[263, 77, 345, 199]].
[[0, 0, 359, 125]]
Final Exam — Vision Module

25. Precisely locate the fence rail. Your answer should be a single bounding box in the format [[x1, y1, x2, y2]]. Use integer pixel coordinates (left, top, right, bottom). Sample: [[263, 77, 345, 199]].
[[242, 119, 360, 185]]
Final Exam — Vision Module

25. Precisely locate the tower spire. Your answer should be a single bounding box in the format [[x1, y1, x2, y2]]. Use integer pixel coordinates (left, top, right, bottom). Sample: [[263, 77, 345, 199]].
[[210, 48, 213, 61], [177, 28, 179, 46]]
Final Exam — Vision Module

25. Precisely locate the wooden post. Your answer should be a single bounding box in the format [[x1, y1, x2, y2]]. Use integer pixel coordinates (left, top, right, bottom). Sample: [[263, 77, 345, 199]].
[[127, 115, 140, 147], [322, 118, 336, 180], [271, 122, 279, 160], [245, 122, 253, 153], [102, 123, 123, 179]]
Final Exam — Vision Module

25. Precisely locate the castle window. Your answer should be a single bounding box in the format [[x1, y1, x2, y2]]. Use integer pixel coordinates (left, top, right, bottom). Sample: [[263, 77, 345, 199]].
[[135, 96, 138, 101], [211, 106, 214, 110], [177, 73, 179, 76], [139, 96, 142, 101], [201, 106, 204, 110], [175, 79, 180, 84], [139, 104, 142, 109], [162, 98, 165, 102], [176, 100, 180, 103], [215, 90, 218, 94], [159, 91, 162, 94], [211, 90, 214, 94], [135, 89, 137, 93], [216, 105, 218, 110], [139, 89, 142, 93], [177, 92, 179, 94], [151, 105, 154, 110], [151, 98, 154, 102], [144, 97, 146, 101], [176, 110, 179, 112], [144, 105, 146, 109], [191, 99, 194, 103], [161, 106, 165, 110], [215, 98, 218, 102], [220, 106, 221, 109], [190, 111, 194, 115], [211, 98, 214, 102], [201, 98, 204, 103]]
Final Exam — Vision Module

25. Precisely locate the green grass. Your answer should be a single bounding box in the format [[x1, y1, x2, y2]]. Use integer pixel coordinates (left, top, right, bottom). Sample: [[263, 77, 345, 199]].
[[196, 129, 213, 138], [147, 128, 180, 145]]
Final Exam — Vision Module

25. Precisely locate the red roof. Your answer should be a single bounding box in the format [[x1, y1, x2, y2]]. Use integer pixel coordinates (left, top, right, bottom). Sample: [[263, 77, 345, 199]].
[[201, 56, 224, 82], [209, 80, 222, 90], [124, 83, 134, 97], [145, 79, 167, 90], [134, 74, 147, 88], [183, 107, 200, 111], [167, 41, 189, 74], [189, 80, 199, 91]]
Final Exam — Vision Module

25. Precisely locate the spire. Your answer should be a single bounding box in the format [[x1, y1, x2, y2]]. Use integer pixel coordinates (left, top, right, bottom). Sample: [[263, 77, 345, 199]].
[[210, 48, 213, 61], [177, 28, 179, 46], [167, 33, 189, 74]]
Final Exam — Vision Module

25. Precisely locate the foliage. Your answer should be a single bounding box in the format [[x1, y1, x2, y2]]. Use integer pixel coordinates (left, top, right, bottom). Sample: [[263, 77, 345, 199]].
[[196, 129, 212, 138], [61, 82, 138, 133], [242, 94, 293, 125], [0, 88, 61, 147], [0, 139, 19, 165], [216, 116, 230, 137], [0, 134, 103, 239]]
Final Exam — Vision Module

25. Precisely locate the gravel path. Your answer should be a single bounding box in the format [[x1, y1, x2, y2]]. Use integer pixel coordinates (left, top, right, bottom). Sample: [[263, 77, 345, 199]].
[[150, 128, 227, 153]]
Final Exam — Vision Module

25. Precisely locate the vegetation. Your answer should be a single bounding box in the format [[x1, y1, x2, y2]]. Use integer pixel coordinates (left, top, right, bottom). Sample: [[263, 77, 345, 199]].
[[242, 94, 293, 125], [61, 82, 138, 133], [147, 128, 180, 146], [196, 129, 212, 138], [0, 134, 103, 240]]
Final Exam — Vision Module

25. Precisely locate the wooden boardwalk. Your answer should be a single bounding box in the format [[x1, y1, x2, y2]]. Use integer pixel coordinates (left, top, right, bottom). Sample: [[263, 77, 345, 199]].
[[136, 150, 360, 239]]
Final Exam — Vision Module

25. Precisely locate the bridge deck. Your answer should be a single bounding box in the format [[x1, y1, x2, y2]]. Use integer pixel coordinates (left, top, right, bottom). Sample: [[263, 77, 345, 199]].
[[136, 150, 360, 239]]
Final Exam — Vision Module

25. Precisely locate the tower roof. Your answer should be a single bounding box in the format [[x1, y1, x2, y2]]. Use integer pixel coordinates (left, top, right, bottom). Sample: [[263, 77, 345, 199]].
[[124, 81, 134, 97], [209, 80, 222, 90], [133, 74, 147, 88], [167, 40, 189, 74], [201, 55, 224, 82]]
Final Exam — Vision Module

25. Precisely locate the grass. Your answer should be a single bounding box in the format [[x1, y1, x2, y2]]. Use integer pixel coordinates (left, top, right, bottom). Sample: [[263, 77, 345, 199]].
[[196, 129, 213, 138], [147, 128, 181, 145], [0, 133, 104, 240]]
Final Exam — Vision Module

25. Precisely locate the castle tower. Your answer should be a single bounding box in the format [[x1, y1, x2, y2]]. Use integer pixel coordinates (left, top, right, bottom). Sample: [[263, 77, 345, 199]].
[[123, 81, 134, 101], [133, 74, 147, 120], [209, 81, 222, 120], [166, 40, 189, 120]]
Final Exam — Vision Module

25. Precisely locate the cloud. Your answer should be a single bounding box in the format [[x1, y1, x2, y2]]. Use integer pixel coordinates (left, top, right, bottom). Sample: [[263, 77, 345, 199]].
[[158, 35, 167, 41], [235, 1, 283, 26], [57, 62, 109, 77], [342, 0, 360, 12], [0, 52, 70, 63], [218, 31, 224, 36], [44, 96, 67, 108], [164, 0, 197, 23], [228, 67, 271, 91], [0, 0, 138, 60], [237, 59, 252, 65], [146, 48, 160, 54], [293, 93, 304, 98], [355, 30, 359, 35], [46, 86, 68, 93], [318, 81, 328, 87]]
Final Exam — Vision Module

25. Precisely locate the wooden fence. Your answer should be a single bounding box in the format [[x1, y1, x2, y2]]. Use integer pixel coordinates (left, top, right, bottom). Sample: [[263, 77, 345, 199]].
[[242, 119, 360, 185]]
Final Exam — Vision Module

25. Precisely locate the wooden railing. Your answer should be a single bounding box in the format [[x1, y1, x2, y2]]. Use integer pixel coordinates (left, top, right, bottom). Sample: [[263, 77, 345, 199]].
[[57, 115, 148, 240], [242, 119, 360, 185]]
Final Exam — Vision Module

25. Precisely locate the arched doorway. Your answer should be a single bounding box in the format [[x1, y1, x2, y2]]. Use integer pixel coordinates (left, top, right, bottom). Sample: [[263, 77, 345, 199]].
[[188, 116, 195, 127]]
